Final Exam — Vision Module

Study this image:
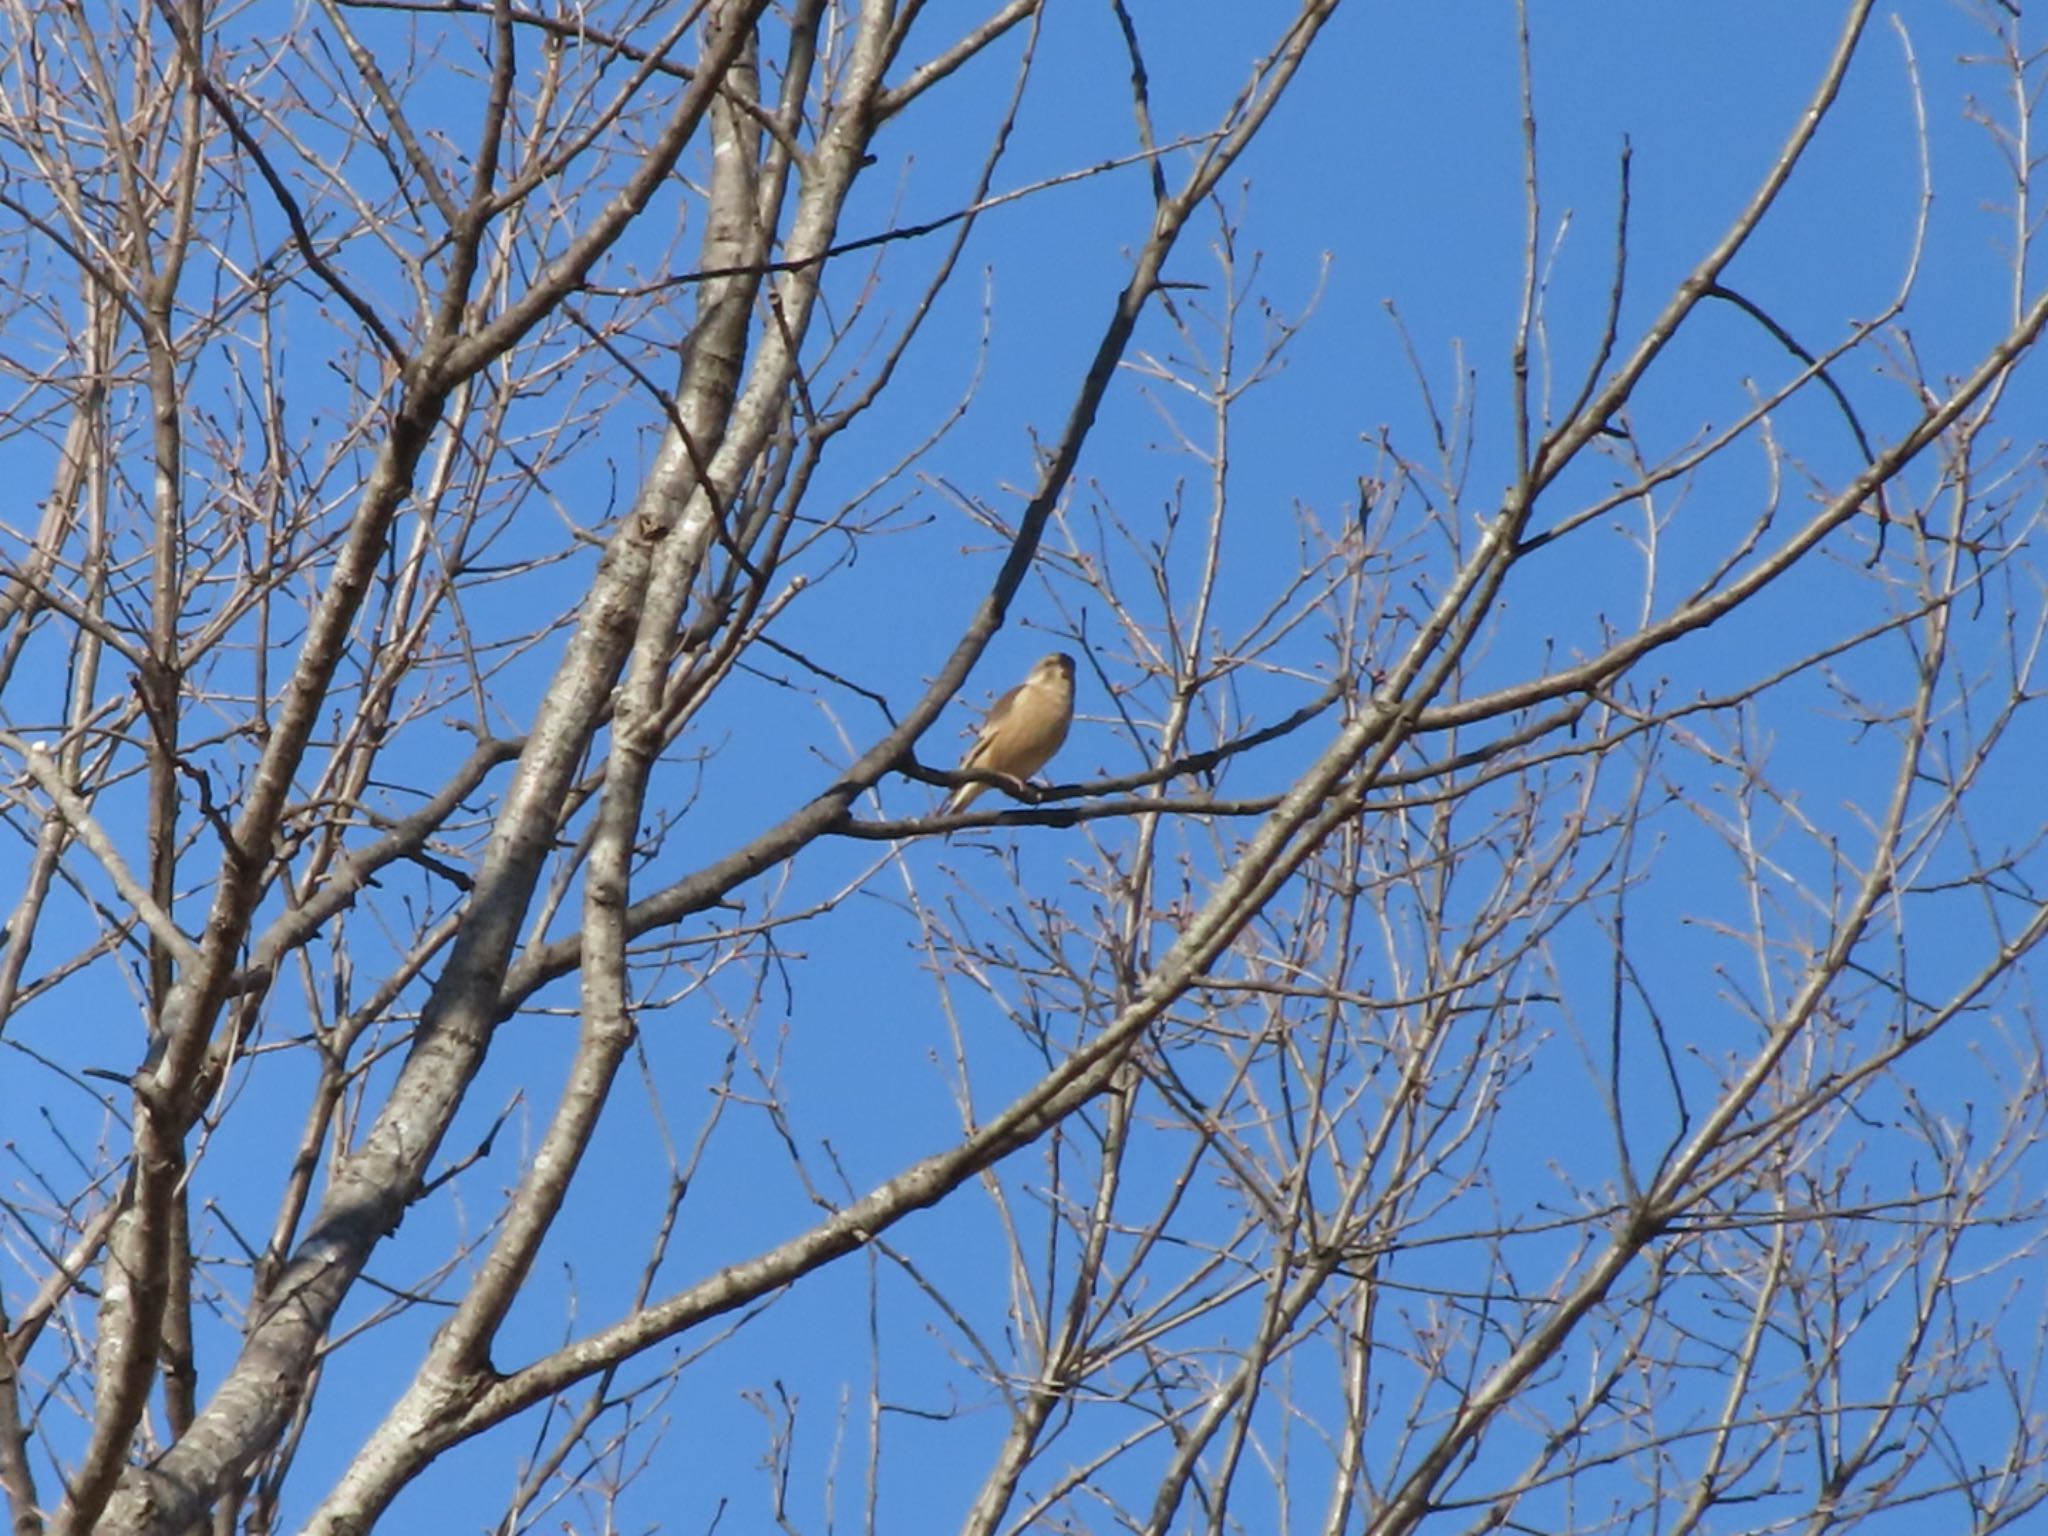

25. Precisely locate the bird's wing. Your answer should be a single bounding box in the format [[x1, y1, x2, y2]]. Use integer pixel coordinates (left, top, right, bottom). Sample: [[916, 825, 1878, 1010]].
[[961, 684, 1027, 770]]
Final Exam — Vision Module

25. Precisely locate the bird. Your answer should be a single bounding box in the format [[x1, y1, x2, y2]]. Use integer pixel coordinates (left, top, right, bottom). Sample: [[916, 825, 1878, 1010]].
[[944, 652, 1076, 814]]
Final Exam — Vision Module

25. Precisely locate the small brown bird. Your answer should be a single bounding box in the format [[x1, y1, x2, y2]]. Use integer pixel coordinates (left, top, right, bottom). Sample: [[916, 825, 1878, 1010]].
[[944, 652, 1077, 813]]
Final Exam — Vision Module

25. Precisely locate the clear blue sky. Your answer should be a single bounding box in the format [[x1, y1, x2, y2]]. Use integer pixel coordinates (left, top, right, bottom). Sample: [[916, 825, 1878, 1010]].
[[4, 3, 2043, 1531]]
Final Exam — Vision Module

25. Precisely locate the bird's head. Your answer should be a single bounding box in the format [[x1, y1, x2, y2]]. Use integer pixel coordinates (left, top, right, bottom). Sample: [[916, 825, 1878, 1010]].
[[1036, 652, 1077, 685]]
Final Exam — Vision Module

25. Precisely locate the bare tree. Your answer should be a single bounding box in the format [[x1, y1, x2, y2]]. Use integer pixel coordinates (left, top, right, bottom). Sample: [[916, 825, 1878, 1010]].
[[1, 1, 2045, 1533]]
